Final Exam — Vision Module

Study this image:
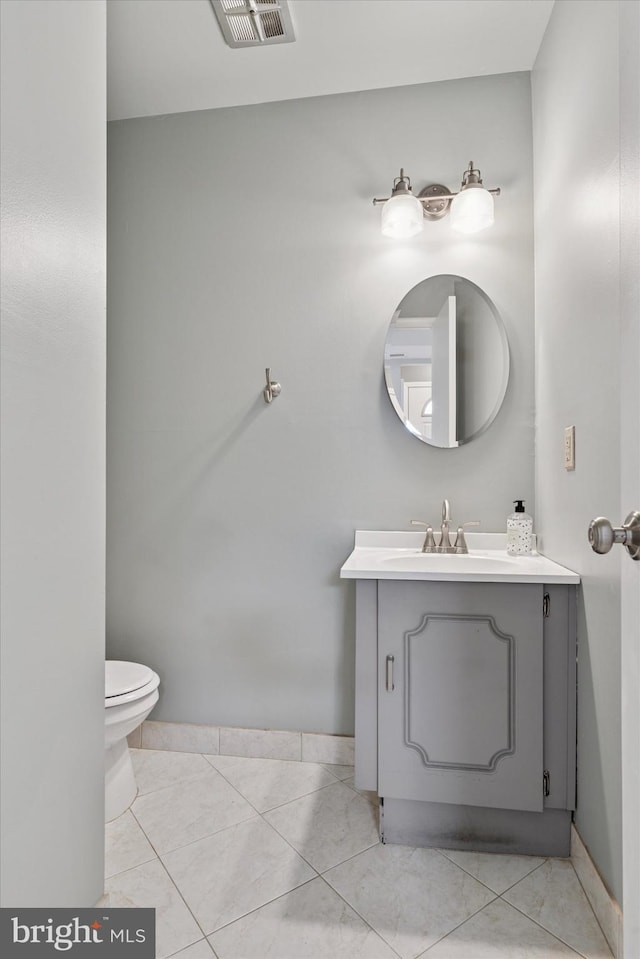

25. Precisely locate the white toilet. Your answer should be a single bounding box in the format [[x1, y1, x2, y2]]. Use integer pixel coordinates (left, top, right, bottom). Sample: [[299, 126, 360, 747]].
[[105, 660, 160, 822]]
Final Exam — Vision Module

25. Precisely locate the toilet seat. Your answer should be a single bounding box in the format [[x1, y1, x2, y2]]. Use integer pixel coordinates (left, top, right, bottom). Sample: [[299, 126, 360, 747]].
[[104, 660, 160, 821], [105, 660, 160, 708]]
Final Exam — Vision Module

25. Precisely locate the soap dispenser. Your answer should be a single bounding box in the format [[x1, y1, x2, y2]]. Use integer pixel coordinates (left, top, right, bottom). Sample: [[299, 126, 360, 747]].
[[507, 500, 533, 555]]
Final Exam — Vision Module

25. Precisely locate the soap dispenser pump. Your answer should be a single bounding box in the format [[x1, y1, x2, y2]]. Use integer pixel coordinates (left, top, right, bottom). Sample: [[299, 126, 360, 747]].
[[507, 500, 533, 555]]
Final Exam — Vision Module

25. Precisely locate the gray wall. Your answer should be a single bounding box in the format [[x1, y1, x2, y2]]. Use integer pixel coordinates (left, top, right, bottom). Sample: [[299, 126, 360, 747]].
[[107, 72, 535, 735], [532, 0, 622, 903], [0, 0, 106, 905]]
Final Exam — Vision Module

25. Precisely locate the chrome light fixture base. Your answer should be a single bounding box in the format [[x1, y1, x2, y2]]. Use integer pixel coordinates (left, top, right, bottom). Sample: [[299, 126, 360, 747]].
[[418, 184, 453, 220]]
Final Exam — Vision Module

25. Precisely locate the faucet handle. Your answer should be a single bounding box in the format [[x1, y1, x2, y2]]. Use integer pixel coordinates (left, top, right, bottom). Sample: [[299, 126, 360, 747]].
[[453, 521, 480, 554], [411, 520, 437, 553]]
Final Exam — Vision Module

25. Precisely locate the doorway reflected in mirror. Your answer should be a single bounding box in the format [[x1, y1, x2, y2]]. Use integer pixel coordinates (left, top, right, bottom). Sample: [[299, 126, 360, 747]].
[[384, 275, 510, 447]]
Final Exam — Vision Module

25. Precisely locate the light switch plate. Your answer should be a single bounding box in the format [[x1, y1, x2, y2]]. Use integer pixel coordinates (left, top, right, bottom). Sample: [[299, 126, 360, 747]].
[[564, 426, 575, 470]]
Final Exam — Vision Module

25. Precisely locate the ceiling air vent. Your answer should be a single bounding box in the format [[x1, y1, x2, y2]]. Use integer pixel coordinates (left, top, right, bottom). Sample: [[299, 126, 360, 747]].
[[210, 0, 296, 48]]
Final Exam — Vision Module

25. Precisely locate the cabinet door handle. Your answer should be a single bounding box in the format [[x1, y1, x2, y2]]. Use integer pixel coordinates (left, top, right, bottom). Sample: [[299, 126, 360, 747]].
[[386, 655, 395, 692]]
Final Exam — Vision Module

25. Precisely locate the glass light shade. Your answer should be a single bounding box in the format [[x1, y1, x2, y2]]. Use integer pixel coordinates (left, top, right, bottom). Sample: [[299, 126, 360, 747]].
[[450, 187, 494, 234], [381, 193, 424, 238]]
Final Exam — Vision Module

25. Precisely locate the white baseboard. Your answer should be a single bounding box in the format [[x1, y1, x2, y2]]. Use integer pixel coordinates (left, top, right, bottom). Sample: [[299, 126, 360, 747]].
[[571, 824, 622, 957], [128, 719, 355, 767]]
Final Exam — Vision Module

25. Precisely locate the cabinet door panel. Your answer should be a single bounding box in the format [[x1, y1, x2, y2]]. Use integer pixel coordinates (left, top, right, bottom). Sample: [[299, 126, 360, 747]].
[[378, 581, 543, 812]]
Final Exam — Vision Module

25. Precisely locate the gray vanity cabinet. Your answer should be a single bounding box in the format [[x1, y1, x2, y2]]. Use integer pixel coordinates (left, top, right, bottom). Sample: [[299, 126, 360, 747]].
[[378, 581, 543, 813], [354, 578, 577, 856]]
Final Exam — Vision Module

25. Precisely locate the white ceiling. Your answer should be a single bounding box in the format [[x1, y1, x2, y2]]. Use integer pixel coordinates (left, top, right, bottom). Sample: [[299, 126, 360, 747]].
[[107, 0, 555, 122]]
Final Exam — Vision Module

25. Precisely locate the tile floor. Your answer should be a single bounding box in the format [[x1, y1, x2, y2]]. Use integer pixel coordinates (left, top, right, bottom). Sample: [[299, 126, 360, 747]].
[[103, 748, 613, 959]]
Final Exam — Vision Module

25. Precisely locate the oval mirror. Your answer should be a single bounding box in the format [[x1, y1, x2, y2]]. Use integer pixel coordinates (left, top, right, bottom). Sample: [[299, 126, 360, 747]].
[[384, 275, 509, 447]]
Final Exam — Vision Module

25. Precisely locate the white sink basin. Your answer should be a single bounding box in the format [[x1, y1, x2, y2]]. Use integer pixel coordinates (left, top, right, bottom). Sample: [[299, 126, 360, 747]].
[[340, 532, 580, 584], [380, 551, 517, 572]]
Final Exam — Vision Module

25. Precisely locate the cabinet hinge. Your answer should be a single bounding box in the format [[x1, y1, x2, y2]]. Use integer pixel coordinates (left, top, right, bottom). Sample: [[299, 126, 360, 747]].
[[543, 592, 551, 618], [543, 769, 551, 797]]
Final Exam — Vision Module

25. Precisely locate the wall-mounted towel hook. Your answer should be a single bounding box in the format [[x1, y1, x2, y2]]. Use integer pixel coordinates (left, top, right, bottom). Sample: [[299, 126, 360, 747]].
[[263, 368, 282, 404]]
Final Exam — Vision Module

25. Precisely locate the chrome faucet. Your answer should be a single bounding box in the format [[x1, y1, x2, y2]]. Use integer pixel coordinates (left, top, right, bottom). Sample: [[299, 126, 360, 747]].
[[412, 501, 480, 554], [437, 499, 456, 553], [411, 520, 437, 552], [453, 521, 481, 554]]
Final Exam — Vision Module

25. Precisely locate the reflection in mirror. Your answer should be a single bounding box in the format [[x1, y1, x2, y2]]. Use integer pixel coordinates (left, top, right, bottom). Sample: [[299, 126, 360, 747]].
[[384, 275, 509, 448]]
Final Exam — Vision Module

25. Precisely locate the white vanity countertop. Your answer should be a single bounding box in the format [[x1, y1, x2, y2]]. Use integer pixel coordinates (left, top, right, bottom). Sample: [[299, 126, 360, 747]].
[[340, 531, 580, 584]]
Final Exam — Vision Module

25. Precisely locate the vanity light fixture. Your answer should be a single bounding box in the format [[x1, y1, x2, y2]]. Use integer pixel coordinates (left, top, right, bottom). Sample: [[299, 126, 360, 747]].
[[379, 170, 425, 239], [373, 162, 501, 237]]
